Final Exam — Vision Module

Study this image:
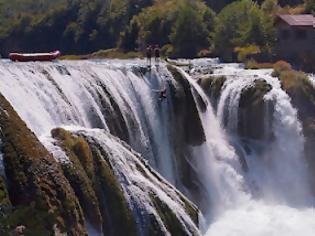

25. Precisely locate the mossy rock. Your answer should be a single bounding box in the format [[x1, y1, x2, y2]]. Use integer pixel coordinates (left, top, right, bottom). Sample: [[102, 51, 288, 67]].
[[94, 81, 130, 143], [280, 70, 315, 121], [198, 75, 226, 109], [166, 64, 205, 145], [51, 128, 102, 232], [238, 79, 273, 140], [0, 176, 11, 209], [165, 65, 207, 207], [279, 71, 315, 194], [0, 203, 58, 236], [177, 194, 199, 225], [0, 94, 87, 235], [89, 144, 137, 236], [199, 76, 226, 99], [149, 193, 188, 236], [52, 128, 137, 236]]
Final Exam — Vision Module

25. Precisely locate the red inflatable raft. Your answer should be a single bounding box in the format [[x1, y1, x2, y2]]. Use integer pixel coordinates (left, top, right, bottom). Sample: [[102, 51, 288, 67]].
[[9, 50, 61, 62]]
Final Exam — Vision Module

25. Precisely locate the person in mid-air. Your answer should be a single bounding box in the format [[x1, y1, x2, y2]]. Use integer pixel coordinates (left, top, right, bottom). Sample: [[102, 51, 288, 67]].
[[154, 45, 160, 65], [146, 45, 153, 67], [158, 79, 167, 101], [159, 88, 167, 101]]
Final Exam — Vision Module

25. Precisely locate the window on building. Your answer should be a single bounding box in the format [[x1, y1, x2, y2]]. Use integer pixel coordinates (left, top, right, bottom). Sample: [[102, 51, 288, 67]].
[[295, 29, 307, 40], [281, 30, 290, 40]]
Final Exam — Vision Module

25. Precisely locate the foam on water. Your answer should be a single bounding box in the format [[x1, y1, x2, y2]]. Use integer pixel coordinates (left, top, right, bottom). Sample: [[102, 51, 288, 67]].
[[1, 59, 315, 235]]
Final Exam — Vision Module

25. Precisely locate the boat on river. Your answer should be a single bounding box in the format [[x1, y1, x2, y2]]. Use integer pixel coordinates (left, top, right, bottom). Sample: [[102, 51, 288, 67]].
[[9, 50, 61, 62]]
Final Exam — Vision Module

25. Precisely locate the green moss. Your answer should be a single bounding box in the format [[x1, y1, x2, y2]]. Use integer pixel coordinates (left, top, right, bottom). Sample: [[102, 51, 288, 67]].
[[0, 94, 87, 235], [149, 193, 187, 236], [52, 128, 95, 180], [52, 128, 137, 235], [177, 195, 199, 225], [238, 79, 272, 140], [280, 70, 312, 93], [244, 59, 273, 70], [210, 76, 226, 100], [278, 70, 315, 194], [51, 128, 102, 231], [272, 60, 292, 77], [167, 64, 184, 82], [0, 177, 11, 209], [89, 48, 143, 59], [59, 55, 87, 60], [91, 146, 137, 236], [0, 203, 57, 236], [239, 80, 272, 108]]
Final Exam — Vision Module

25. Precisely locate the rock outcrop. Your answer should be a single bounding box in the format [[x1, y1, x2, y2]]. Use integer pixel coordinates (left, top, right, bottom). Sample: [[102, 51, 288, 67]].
[[198, 75, 226, 110], [0, 94, 87, 235], [279, 72, 315, 193], [50, 128, 200, 236], [238, 79, 273, 140], [166, 65, 209, 208], [51, 128, 136, 236]]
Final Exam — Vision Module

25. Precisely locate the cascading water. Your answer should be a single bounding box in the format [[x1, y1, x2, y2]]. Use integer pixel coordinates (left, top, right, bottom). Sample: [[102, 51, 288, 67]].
[[0, 58, 314, 236], [0, 60, 176, 184], [176, 67, 249, 221], [200, 63, 315, 235]]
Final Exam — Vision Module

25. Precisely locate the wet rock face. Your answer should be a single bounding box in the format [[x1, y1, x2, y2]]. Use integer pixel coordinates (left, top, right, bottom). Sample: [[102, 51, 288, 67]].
[[51, 128, 200, 236], [51, 128, 103, 233], [198, 75, 226, 110], [238, 80, 273, 140], [166, 65, 207, 206], [199, 76, 273, 141], [0, 94, 87, 235], [279, 73, 315, 193], [167, 65, 206, 146], [51, 128, 137, 236]]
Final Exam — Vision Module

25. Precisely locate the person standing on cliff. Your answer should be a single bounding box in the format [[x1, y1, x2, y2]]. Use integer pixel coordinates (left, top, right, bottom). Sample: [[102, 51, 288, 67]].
[[146, 45, 153, 67]]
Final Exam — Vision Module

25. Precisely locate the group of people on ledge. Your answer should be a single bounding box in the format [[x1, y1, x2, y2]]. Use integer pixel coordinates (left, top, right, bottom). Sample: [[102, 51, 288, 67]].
[[146, 45, 160, 67]]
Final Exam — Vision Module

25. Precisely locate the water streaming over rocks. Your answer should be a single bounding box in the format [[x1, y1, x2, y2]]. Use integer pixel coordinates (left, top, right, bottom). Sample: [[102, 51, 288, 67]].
[[0, 59, 314, 235]]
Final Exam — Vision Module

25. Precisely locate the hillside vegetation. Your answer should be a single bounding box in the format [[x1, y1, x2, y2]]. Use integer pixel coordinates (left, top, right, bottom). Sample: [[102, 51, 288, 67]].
[[0, 0, 313, 59]]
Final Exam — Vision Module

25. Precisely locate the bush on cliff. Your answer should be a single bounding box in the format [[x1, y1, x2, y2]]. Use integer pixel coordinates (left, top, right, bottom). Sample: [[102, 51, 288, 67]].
[[272, 60, 292, 77]]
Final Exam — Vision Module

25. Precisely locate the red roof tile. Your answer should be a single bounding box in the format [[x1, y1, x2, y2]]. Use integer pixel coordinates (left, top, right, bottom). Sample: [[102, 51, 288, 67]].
[[278, 14, 315, 27]]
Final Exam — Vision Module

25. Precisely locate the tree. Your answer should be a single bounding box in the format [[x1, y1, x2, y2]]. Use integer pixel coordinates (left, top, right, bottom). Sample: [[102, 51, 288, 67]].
[[261, 0, 279, 13], [213, 0, 275, 61], [169, 2, 213, 58], [305, 0, 315, 14]]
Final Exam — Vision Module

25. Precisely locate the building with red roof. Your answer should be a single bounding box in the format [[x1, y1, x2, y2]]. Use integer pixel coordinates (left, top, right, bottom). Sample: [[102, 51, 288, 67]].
[[275, 14, 315, 71]]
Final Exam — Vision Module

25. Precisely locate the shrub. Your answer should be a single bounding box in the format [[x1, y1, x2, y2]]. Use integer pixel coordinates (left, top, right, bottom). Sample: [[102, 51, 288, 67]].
[[161, 44, 174, 58], [272, 60, 292, 77], [234, 44, 261, 62], [245, 59, 274, 69]]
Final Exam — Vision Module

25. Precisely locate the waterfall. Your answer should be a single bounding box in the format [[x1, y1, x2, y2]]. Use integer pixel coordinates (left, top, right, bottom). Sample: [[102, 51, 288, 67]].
[[201, 63, 315, 236], [176, 67, 250, 220], [214, 65, 312, 205], [1, 59, 315, 236], [0, 60, 176, 184]]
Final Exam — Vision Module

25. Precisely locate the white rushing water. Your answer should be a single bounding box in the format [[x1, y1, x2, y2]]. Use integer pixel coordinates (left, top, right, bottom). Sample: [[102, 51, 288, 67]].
[[186, 61, 315, 236], [0, 59, 314, 236], [0, 60, 176, 184]]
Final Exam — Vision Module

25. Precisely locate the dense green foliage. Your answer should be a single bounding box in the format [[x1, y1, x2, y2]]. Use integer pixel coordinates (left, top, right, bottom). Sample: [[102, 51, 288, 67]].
[[305, 0, 315, 13], [213, 0, 275, 61], [0, 0, 311, 59], [0, 0, 153, 55]]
